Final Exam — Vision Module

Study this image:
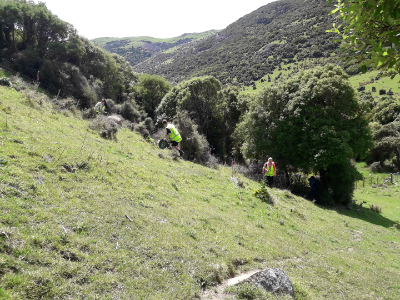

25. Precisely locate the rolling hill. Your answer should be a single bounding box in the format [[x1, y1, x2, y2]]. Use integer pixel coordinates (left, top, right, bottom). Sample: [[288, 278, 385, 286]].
[[92, 31, 220, 67], [95, 0, 341, 87]]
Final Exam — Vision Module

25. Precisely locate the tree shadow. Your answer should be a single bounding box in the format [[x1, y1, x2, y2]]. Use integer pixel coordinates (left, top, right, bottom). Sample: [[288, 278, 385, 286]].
[[334, 205, 399, 229]]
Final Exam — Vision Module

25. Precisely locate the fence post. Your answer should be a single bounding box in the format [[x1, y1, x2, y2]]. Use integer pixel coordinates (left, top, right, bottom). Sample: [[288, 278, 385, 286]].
[[391, 173, 393, 184], [363, 177, 365, 188], [377, 176, 378, 185]]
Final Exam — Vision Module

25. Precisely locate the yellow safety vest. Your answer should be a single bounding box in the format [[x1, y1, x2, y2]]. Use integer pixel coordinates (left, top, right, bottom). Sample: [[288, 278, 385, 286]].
[[167, 124, 182, 142], [264, 163, 275, 176]]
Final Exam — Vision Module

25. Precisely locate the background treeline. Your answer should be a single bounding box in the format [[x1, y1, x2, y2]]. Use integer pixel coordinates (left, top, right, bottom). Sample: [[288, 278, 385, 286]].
[[0, 0, 138, 109]]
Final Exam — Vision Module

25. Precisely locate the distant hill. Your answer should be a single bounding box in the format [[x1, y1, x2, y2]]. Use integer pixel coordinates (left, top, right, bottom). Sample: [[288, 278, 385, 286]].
[[130, 0, 340, 86], [92, 31, 220, 67]]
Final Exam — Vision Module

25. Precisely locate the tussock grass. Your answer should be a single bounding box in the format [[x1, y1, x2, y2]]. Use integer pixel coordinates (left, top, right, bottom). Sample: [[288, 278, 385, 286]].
[[0, 86, 399, 299]]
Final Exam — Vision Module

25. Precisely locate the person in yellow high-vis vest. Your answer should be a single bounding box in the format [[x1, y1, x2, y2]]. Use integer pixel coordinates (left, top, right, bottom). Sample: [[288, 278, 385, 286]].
[[163, 119, 184, 157], [262, 157, 276, 188]]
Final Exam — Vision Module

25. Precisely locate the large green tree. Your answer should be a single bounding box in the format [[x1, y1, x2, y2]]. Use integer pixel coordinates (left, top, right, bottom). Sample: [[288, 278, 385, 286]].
[[328, 0, 400, 75], [155, 76, 242, 158], [236, 64, 373, 205], [131, 74, 171, 119]]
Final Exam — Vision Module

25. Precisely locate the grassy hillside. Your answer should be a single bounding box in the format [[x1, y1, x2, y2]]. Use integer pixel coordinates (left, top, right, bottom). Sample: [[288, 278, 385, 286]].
[[0, 85, 399, 299], [92, 31, 219, 67], [240, 59, 400, 98]]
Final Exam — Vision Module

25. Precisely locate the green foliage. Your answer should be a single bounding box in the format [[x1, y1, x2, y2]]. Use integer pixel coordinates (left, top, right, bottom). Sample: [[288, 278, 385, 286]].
[[0, 0, 139, 107], [370, 121, 400, 169], [324, 160, 363, 205], [156, 76, 229, 158], [236, 64, 373, 204], [116, 101, 141, 122], [372, 96, 400, 125], [328, 0, 400, 75], [131, 74, 171, 119], [176, 111, 211, 164], [253, 181, 272, 204]]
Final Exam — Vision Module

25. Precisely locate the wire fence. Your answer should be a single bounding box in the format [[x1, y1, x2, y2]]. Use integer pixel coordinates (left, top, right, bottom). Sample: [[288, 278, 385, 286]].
[[356, 172, 400, 189]]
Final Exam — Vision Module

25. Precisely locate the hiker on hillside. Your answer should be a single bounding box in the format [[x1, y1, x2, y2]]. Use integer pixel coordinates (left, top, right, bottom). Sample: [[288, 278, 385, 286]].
[[163, 119, 184, 157], [94, 99, 108, 114], [308, 175, 321, 203], [262, 157, 276, 188]]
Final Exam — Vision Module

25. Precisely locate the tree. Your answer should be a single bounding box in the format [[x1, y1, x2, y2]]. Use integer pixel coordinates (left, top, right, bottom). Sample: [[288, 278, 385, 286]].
[[155, 76, 245, 158], [131, 74, 171, 119], [372, 96, 400, 125], [370, 122, 400, 169], [328, 0, 400, 75], [236, 64, 373, 205]]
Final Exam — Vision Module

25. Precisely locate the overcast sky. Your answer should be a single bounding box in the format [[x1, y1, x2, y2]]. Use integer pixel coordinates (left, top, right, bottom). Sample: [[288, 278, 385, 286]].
[[35, 1, 276, 40]]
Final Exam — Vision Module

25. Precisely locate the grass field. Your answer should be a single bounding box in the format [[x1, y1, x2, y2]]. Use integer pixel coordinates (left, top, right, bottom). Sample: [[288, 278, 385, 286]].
[[240, 60, 400, 100], [349, 70, 400, 96], [0, 85, 399, 299]]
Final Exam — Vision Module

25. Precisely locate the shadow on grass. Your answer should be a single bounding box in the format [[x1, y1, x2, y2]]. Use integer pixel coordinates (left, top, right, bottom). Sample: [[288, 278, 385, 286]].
[[336, 205, 399, 229]]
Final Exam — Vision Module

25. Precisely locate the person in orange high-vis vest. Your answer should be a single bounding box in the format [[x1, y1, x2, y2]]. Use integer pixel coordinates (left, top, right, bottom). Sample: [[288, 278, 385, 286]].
[[262, 157, 276, 188]]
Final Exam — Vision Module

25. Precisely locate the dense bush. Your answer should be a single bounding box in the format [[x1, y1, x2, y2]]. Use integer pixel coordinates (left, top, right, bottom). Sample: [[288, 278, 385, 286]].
[[131, 74, 171, 119], [369, 162, 382, 173], [176, 111, 211, 164], [143, 117, 155, 134], [372, 96, 400, 125], [116, 101, 142, 122], [89, 116, 118, 140]]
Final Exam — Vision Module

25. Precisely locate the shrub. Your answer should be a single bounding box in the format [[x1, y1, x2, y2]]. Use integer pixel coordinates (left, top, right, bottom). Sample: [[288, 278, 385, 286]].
[[89, 116, 118, 140], [82, 107, 97, 119], [370, 162, 382, 173], [9, 75, 31, 91], [176, 111, 211, 164], [144, 117, 155, 133], [134, 123, 150, 139], [370, 204, 382, 213], [116, 101, 142, 122], [52, 97, 79, 115], [253, 181, 276, 205], [324, 161, 362, 205]]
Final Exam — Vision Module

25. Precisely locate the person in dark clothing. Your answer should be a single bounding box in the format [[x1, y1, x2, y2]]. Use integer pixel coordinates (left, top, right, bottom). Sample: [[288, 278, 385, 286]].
[[308, 175, 321, 202]]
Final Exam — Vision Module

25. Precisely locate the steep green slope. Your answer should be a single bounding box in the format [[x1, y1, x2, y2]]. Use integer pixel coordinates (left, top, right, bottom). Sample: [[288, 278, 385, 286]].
[[0, 86, 399, 299], [239, 59, 400, 99], [132, 0, 340, 86], [92, 31, 219, 67]]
